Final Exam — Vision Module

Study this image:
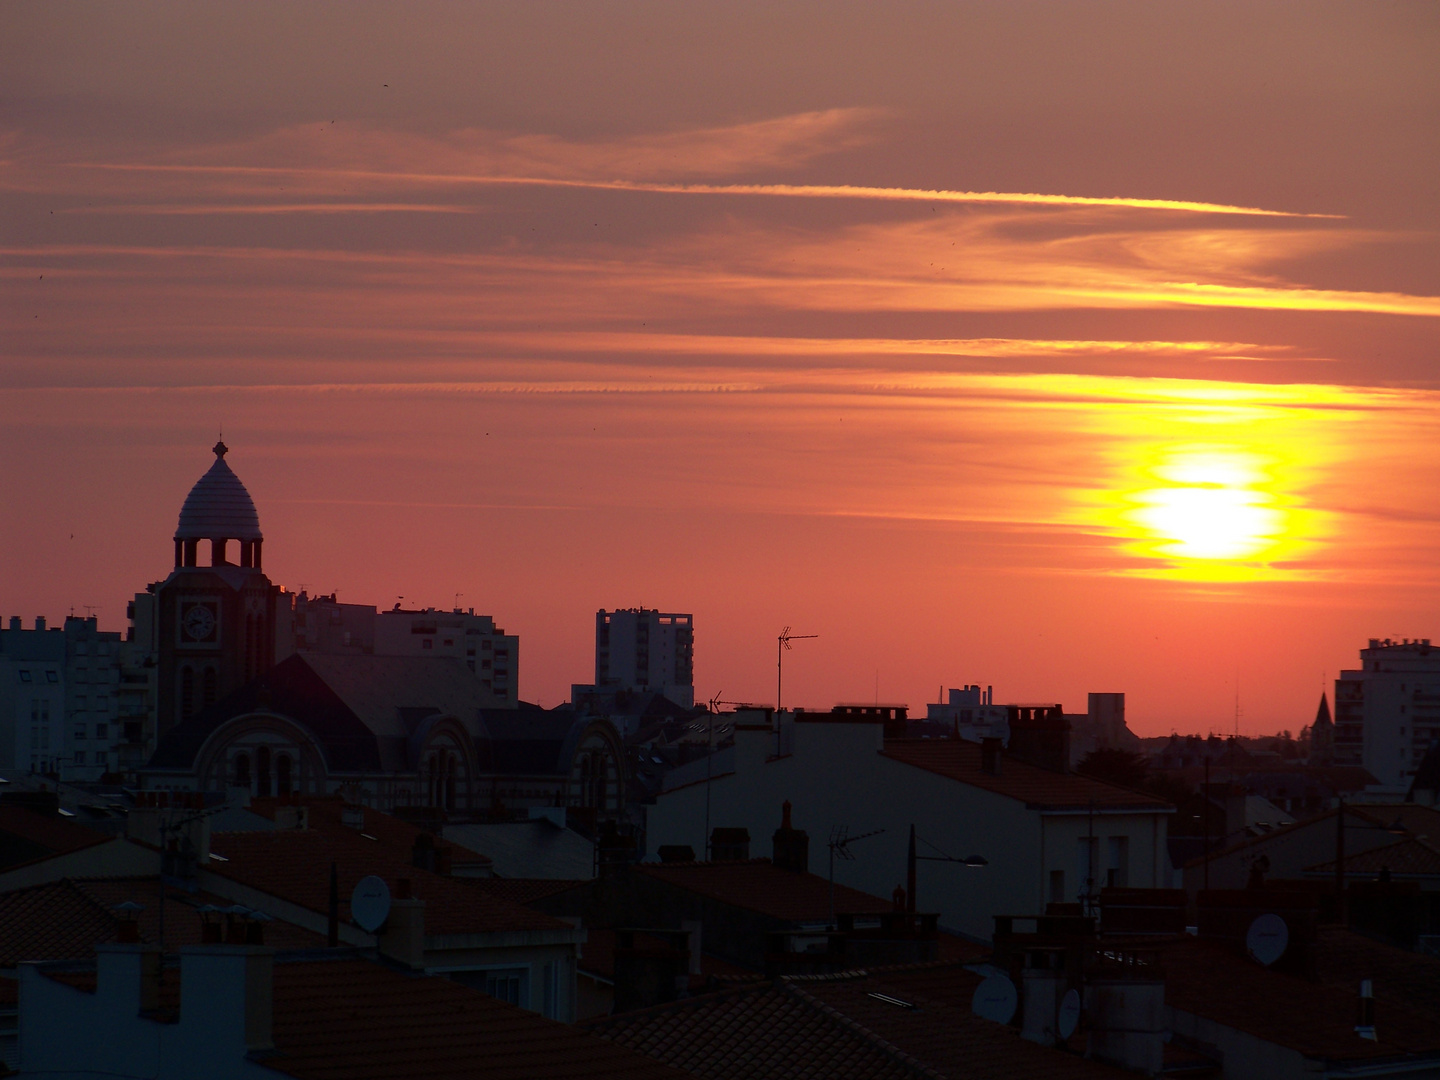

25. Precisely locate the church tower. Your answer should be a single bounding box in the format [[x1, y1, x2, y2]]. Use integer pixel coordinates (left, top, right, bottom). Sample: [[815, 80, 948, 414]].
[[155, 442, 280, 737]]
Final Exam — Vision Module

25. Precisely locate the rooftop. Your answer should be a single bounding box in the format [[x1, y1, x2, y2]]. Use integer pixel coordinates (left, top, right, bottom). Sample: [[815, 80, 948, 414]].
[[0, 875, 324, 967], [208, 799, 567, 938], [0, 803, 110, 873], [587, 961, 1126, 1080], [635, 858, 894, 922], [881, 739, 1171, 812]]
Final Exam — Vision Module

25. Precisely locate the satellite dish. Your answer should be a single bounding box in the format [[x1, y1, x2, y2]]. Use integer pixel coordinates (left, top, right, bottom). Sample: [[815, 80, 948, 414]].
[[350, 875, 391, 933], [1246, 913, 1289, 966], [1058, 988, 1082, 1040], [971, 974, 1018, 1024]]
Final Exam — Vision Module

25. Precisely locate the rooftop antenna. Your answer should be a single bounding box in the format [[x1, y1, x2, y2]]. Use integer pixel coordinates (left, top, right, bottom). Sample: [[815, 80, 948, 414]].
[[828, 824, 884, 926], [454, 592, 464, 611], [777, 627, 818, 712]]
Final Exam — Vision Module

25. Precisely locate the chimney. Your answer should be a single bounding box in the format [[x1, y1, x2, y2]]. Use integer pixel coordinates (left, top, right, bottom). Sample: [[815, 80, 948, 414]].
[[178, 945, 274, 1055], [35, 616, 46, 631], [1006, 706, 1070, 773], [379, 893, 426, 969], [771, 801, 810, 873], [657, 845, 696, 863], [340, 803, 365, 830], [1356, 980, 1377, 1041], [981, 737, 1003, 776], [96, 943, 163, 1016], [8, 616, 19, 630], [710, 827, 750, 861], [613, 929, 690, 1013], [274, 805, 308, 830]]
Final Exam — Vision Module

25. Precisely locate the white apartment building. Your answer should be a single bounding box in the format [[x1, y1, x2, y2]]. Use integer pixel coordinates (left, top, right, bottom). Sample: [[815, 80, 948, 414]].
[[646, 707, 1171, 941], [593, 608, 694, 709], [0, 615, 124, 781], [1335, 637, 1440, 794], [926, 684, 1009, 742], [373, 607, 518, 706]]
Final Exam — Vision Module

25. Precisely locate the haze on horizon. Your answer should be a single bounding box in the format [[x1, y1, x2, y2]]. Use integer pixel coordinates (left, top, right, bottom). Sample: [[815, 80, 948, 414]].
[[3, 2, 1439, 735]]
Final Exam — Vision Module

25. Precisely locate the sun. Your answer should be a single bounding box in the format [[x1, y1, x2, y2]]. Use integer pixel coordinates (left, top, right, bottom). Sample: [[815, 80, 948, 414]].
[[1110, 447, 1303, 576]]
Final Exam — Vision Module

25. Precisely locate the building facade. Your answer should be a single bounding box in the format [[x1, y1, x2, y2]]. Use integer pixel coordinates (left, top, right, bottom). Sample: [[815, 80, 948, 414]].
[[592, 609, 694, 709], [1334, 638, 1440, 794]]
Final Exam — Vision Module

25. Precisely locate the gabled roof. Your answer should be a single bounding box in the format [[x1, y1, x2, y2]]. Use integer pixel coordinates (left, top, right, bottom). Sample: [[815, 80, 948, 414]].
[[880, 740, 1171, 812], [266, 956, 697, 1080], [1304, 836, 1440, 877], [0, 805, 109, 872], [635, 859, 893, 922], [0, 876, 324, 966], [209, 799, 564, 937], [587, 961, 1125, 1080]]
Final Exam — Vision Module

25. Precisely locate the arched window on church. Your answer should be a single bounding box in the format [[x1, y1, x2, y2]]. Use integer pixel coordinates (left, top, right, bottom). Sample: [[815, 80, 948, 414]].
[[256, 745, 272, 798], [276, 754, 292, 797], [202, 667, 218, 710], [233, 752, 251, 789], [180, 667, 195, 721]]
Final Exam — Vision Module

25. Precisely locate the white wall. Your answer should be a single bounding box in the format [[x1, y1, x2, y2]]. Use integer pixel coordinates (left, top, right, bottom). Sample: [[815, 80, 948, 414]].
[[647, 718, 1168, 940]]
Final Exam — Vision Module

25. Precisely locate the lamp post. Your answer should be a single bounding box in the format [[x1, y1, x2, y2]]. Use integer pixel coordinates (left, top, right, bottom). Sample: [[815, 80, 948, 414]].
[[905, 823, 988, 913]]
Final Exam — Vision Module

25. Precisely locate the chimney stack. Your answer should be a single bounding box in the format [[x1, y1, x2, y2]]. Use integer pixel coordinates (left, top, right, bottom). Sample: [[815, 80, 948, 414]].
[[178, 945, 274, 1056], [96, 943, 163, 1016], [771, 801, 809, 873], [710, 827, 750, 861], [981, 737, 1003, 776]]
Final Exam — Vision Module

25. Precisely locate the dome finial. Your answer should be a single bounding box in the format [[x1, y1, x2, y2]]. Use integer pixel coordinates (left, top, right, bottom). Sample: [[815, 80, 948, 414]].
[[213, 439, 228, 459]]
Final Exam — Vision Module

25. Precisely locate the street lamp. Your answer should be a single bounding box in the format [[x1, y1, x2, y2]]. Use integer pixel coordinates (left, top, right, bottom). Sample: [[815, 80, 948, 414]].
[[905, 824, 987, 914]]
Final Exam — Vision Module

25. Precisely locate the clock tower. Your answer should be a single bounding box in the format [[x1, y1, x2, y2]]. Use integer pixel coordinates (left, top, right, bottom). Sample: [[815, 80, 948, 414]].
[[155, 441, 280, 738]]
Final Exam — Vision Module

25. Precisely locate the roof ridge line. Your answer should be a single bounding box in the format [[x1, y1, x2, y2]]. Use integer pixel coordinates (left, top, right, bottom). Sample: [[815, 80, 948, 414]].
[[781, 979, 949, 1080]]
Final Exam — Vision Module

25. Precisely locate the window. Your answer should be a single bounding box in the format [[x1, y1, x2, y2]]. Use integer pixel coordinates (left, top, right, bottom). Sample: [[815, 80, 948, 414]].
[[484, 969, 526, 1006], [73, 727, 87, 742], [95, 723, 107, 740], [46, 671, 58, 683], [422, 639, 434, 650], [1106, 836, 1129, 889], [443, 639, 453, 647], [1049, 869, 1066, 903], [202, 667, 218, 709], [74, 752, 86, 765], [18, 671, 32, 683]]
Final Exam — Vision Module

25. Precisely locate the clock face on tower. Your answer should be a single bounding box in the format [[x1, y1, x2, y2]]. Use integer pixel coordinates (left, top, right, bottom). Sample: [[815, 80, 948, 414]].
[[178, 599, 220, 645]]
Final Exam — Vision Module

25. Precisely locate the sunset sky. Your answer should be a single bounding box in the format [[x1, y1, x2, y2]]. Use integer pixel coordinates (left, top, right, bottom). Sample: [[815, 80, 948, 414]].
[[4, 3, 1439, 734]]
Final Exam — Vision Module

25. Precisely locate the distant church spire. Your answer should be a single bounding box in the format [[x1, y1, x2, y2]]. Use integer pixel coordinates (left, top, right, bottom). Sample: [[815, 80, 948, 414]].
[[1314, 692, 1332, 729]]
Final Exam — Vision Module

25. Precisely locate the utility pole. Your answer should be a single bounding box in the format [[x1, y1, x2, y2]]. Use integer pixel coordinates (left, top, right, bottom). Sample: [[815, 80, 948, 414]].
[[777, 627, 817, 712]]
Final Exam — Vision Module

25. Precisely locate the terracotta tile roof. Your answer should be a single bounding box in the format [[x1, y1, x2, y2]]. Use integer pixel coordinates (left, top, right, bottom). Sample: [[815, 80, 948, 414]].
[[587, 981, 916, 1079], [1310, 926, 1440, 1019], [469, 878, 588, 907], [0, 876, 324, 966], [578, 927, 755, 983], [0, 805, 109, 871], [1304, 836, 1440, 877], [268, 956, 694, 1080], [1185, 802, 1440, 870], [881, 740, 1171, 812], [1158, 936, 1440, 1060], [791, 965, 1126, 1080], [587, 962, 1125, 1080], [209, 830, 568, 937], [635, 859, 893, 922]]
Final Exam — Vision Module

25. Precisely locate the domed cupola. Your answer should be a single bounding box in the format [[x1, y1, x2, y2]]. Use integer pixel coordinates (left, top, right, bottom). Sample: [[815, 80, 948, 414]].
[[173, 441, 265, 569]]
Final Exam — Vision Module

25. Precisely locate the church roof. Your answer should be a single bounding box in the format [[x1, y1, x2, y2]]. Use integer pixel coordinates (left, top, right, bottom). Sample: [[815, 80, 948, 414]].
[[174, 441, 262, 541]]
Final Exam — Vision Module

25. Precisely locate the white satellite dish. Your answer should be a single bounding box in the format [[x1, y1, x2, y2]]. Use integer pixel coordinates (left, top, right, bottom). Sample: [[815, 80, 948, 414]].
[[350, 875, 391, 933], [1058, 988, 1082, 1040], [1246, 913, 1289, 966], [971, 974, 1018, 1024]]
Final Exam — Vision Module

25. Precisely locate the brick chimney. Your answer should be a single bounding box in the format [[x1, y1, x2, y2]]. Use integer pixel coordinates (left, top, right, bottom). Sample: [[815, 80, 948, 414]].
[[981, 737, 1003, 776], [771, 801, 809, 873], [379, 890, 426, 970], [1006, 706, 1070, 773]]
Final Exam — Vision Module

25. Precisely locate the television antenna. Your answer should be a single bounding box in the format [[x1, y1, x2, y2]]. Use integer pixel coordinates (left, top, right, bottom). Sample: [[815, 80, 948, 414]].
[[777, 627, 817, 712], [828, 824, 884, 924]]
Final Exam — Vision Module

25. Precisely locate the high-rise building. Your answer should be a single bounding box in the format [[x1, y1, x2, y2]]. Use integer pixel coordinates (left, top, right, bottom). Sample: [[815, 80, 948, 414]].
[[1334, 637, 1440, 793], [593, 609, 694, 709]]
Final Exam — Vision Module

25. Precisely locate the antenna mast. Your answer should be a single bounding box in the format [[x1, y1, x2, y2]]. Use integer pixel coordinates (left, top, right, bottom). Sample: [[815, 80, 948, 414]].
[[777, 627, 818, 713]]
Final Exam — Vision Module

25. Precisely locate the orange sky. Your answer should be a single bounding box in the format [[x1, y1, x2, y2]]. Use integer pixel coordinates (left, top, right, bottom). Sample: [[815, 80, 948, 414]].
[[3, 3, 1439, 733]]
